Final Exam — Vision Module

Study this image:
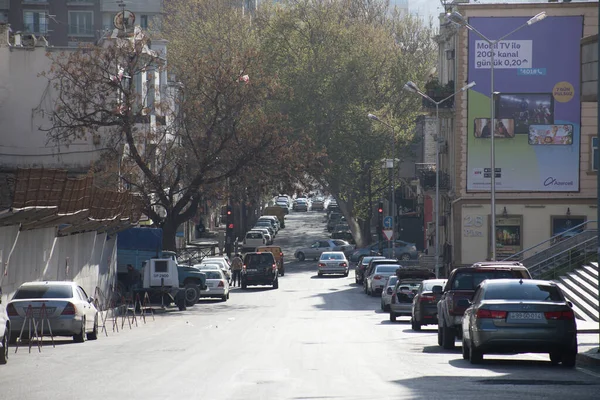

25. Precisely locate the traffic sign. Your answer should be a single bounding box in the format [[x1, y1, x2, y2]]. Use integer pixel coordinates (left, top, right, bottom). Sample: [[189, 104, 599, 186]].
[[382, 229, 393, 241], [383, 216, 393, 229]]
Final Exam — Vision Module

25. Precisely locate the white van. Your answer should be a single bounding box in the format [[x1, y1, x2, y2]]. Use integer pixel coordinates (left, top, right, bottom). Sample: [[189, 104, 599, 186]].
[[242, 231, 266, 252], [258, 216, 280, 232]]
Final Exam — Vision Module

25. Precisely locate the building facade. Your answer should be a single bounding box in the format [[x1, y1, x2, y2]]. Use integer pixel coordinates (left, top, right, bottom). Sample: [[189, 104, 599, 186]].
[[445, 2, 598, 267]]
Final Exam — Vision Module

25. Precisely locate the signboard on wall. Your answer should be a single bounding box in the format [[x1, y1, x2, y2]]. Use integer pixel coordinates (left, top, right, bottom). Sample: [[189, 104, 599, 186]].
[[467, 16, 583, 192]]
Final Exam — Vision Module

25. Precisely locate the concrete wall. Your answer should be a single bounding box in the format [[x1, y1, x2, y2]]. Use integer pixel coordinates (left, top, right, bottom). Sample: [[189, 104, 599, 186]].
[[0, 226, 117, 305]]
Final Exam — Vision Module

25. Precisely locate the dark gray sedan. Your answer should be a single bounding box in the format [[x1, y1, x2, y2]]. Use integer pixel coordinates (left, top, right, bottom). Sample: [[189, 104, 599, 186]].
[[461, 279, 577, 366]]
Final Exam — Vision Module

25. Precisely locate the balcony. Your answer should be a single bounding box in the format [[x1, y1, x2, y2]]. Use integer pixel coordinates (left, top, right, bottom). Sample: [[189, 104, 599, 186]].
[[415, 163, 451, 191], [422, 79, 455, 109]]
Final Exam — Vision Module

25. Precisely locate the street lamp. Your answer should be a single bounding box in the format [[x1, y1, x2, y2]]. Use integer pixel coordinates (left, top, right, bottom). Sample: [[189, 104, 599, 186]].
[[447, 11, 546, 261], [404, 81, 476, 279], [368, 113, 396, 259]]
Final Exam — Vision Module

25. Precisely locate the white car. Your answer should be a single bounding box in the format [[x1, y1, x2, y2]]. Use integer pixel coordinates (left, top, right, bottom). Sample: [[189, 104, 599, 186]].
[[0, 287, 9, 364], [242, 231, 267, 252], [7, 281, 99, 343], [380, 275, 399, 312], [199, 269, 230, 301], [365, 264, 401, 297], [250, 228, 272, 245], [200, 257, 232, 281], [257, 216, 280, 233], [317, 251, 349, 277]]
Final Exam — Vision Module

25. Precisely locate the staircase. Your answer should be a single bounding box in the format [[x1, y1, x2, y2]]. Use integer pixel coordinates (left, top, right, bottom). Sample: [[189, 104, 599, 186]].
[[554, 263, 599, 322]]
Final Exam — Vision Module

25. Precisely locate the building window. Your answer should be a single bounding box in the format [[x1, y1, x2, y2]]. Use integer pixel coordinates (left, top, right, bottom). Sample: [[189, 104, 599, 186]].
[[593, 137, 598, 171], [140, 15, 148, 29], [68, 11, 93, 36], [23, 11, 48, 34]]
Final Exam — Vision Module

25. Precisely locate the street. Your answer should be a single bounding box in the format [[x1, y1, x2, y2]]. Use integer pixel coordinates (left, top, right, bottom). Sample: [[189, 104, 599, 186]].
[[1, 211, 599, 400]]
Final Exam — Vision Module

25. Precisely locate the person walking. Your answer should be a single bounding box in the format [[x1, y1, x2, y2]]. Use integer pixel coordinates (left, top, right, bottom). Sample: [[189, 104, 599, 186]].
[[231, 254, 243, 288]]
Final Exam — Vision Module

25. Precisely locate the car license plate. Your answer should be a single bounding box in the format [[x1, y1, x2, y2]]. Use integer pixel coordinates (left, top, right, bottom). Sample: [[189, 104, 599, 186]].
[[510, 312, 543, 320]]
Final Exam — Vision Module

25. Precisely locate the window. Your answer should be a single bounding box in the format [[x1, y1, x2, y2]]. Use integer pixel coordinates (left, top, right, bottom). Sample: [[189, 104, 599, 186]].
[[13, 285, 73, 299], [593, 137, 598, 171], [140, 15, 148, 29], [69, 11, 93, 36], [23, 11, 48, 34]]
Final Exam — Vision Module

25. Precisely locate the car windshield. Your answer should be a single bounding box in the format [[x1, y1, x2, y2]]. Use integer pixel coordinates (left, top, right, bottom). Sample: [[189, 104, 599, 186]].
[[386, 277, 398, 286], [13, 285, 73, 299], [197, 264, 220, 270], [423, 281, 446, 291], [452, 270, 522, 290], [246, 232, 263, 239], [332, 240, 348, 246], [245, 253, 274, 266], [321, 253, 344, 260], [483, 282, 564, 301], [375, 266, 399, 274], [204, 271, 222, 279]]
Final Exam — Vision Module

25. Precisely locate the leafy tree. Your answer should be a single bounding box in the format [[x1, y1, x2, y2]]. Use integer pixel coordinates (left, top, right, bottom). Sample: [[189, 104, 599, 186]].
[[42, 0, 307, 250], [255, 0, 437, 246]]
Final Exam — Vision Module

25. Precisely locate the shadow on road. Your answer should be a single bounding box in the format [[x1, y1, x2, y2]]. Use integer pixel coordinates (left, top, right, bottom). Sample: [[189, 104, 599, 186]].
[[305, 285, 381, 311]]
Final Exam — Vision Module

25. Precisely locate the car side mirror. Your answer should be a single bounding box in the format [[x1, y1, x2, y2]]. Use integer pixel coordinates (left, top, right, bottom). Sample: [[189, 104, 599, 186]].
[[567, 301, 573, 308], [457, 298, 471, 308], [88, 296, 95, 304], [432, 285, 443, 294]]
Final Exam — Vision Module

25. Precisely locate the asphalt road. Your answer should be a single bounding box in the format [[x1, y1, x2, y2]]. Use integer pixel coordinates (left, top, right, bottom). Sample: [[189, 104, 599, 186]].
[[2, 211, 600, 400]]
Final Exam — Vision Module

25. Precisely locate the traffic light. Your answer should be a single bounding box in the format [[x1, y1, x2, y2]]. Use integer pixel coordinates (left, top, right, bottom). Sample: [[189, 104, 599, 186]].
[[377, 201, 384, 233], [378, 202, 384, 215], [226, 205, 234, 237]]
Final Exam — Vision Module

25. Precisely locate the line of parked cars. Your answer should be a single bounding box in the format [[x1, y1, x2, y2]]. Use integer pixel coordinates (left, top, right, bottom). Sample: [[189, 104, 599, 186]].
[[354, 258, 579, 367]]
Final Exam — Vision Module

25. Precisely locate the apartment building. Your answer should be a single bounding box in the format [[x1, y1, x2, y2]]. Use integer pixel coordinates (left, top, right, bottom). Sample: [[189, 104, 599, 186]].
[[436, 2, 599, 267]]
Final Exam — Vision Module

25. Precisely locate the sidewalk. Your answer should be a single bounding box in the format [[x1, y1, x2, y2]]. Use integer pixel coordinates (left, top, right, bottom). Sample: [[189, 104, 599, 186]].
[[576, 319, 600, 367]]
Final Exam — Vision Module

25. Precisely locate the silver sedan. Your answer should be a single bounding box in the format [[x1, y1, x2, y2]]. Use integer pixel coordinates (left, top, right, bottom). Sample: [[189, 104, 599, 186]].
[[461, 279, 577, 366], [7, 281, 99, 343], [317, 251, 349, 277], [295, 239, 355, 261]]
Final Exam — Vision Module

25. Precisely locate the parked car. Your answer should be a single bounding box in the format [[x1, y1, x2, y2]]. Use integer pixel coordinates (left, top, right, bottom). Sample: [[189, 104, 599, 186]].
[[389, 268, 436, 322], [242, 231, 267, 252], [253, 221, 276, 237], [437, 261, 532, 349], [250, 228, 273, 245], [461, 279, 577, 367], [362, 258, 400, 293], [380, 276, 398, 312], [317, 251, 350, 277], [257, 216, 280, 233], [311, 198, 325, 211], [256, 245, 285, 276], [198, 256, 232, 282], [411, 278, 446, 331], [355, 255, 385, 284], [7, 281, 99, 343], [295, 239, 355, 261], [199, 269, 230, 301], [349, 240, 417, 262], [326, 213, 343, 232], [0, 288, 9, 364], [365, 264, 401, 296], [293, 198, 309, 212], [242, 252, 279, 289]]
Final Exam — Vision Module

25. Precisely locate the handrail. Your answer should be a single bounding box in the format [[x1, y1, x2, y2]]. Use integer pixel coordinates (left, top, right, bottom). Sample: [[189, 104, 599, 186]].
[[502, 220, 597, 261], [527, 236, 597, 275]]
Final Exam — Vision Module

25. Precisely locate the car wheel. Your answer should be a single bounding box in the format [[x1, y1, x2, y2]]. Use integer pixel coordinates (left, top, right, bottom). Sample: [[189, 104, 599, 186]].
[[411, 318, 421, 332], [280, 269, 285, 277], [0, 328, 8, 364], [318, 272, 323, 277], [221, 295, 227, 302], [226, 292, 230, 300], [437, 324, 443, 346], [241, 280, 247, 290], [380, 300, 385, 311], [469, 339, 483, 364], [273, 278, 279, 289], [561, 347, 577, 368], [297, 252, 305, 261], [87, 314, 99, 341], [73, 318, 86, 343], [400, 253, 411, 261], [184, 283, 200, 306], [355, 275, 359, 284], [550, 351, 562, 366], [344, 271, 349, 277], [389, 312, 397, 322], [462, 337, 470, 360], [442, 323, 456, 350]]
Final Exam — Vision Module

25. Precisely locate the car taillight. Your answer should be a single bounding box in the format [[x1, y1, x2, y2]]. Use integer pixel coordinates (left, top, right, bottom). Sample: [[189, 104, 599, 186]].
[[318, 263, 326, 267], [544, 310, 575, 320], [447, 292, 454, 313], [61, 302, 76, 315], [386, 287, 393, 295], [339, 262, 347, 267], [420, 295, 435, 303], [476, 309, 507, 319], [242, 264, 247, 271], [272, 263, 277, 271], [280, 252, 283, 257], [374, 275, 382, 280], [6, 303, 18, 317], [218, 280, 224, 287]]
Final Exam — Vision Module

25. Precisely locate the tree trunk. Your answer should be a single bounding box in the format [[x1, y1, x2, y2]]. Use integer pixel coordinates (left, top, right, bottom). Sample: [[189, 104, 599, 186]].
[[161, 219, 179, 251]]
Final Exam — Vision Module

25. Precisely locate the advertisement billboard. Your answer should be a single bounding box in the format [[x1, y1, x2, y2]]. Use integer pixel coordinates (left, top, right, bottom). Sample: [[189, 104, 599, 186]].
[[467, 16, 583, 192]]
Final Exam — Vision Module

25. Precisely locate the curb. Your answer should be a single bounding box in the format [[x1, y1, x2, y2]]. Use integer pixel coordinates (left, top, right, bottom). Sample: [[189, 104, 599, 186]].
[[577, 350, 600, 367]]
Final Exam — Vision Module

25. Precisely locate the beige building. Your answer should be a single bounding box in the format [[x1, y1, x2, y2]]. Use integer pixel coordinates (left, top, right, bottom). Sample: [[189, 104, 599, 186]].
[[437, 2, 599, 267]]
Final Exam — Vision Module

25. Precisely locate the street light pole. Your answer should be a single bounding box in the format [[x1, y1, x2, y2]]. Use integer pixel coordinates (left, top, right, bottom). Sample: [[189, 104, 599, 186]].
[[367, 113, 396, 259], [447, 11, 547, 261], [404, 81, 476, 278]]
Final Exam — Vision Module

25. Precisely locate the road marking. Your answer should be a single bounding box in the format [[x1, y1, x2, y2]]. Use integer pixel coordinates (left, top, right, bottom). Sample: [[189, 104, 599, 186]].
[[576, 366, 600, 379]]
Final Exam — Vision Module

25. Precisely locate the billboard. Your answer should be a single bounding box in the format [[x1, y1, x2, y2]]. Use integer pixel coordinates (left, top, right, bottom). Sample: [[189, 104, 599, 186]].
[[467, 16, 583, 192]]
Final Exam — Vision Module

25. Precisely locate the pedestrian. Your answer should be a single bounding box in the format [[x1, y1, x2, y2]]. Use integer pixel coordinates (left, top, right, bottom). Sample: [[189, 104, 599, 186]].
[[231, 253, 243, 287]]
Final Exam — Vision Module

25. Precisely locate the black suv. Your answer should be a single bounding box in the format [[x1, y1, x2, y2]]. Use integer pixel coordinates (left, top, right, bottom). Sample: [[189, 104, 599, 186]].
[[242, 252, 279, 289], [437, 261, 531, 349]]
